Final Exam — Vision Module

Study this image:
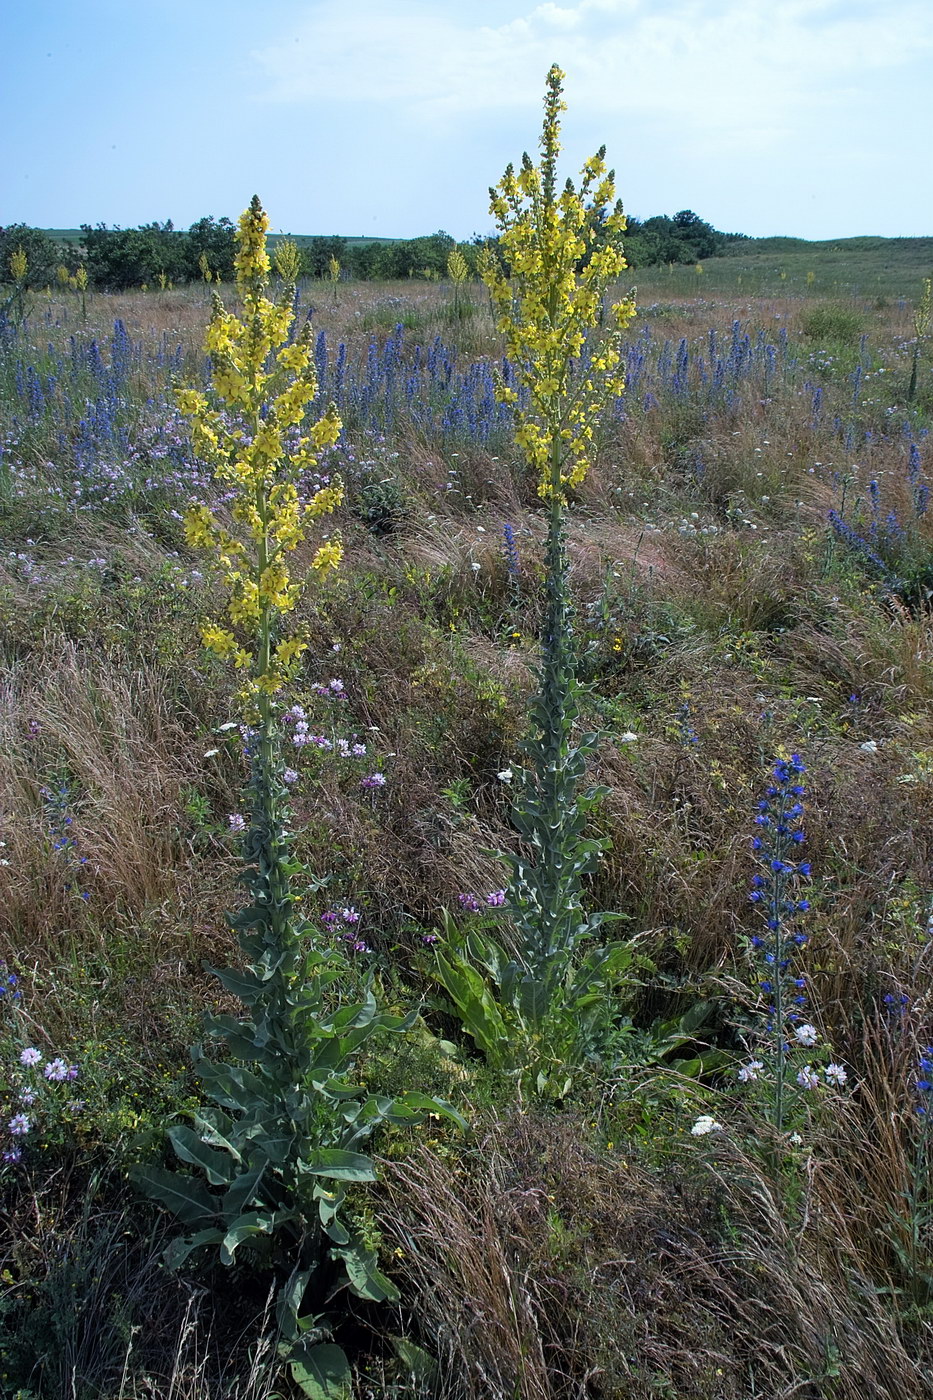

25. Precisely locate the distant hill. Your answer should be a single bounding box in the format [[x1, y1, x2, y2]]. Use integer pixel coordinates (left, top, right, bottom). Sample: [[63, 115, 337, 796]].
[[40, 229, 406, 247], [723, 234, 933, 260], [633, 234, 932, 300]]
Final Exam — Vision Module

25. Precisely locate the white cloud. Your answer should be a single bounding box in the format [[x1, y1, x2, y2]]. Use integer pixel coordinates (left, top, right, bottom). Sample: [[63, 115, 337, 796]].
[[251, 0, 933, 155], [532, 3, 584, 28]]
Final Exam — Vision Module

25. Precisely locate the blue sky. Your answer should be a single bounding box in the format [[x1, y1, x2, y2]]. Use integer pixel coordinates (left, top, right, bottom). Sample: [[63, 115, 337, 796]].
[[3, 0, 932, 240]]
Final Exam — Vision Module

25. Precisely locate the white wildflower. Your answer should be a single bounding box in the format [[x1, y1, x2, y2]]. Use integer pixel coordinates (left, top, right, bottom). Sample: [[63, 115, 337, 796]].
[[690, 1114, 723, 1137]]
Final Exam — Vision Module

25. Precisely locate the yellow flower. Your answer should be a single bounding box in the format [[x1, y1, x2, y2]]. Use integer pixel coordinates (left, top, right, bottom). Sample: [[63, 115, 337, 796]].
[[311, 538, 343, 573], [177, 196, 344, 703], [483, 66, 634, 501]]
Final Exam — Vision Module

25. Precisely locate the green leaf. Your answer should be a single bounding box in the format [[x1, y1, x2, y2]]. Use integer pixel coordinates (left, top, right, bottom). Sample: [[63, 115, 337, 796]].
[[297, 1149, 375, 1182], [168, 1125, 235, 1186], [516, 973, 549, 1024], [208, 964, 269, 1003], [434, 949, 511, 1061], [163, 1227, 224, 1270], [334, 1243, 400, 1302], [383, 1091, 468, 1131], [132, 1165, 217, 1227], [289, 1342, 352, 1400], [391, 1337, 439, 1383], [222, 1161, 269, 1220], [220, 1210, 275, 1265], [277, 1266, 313, 1343]]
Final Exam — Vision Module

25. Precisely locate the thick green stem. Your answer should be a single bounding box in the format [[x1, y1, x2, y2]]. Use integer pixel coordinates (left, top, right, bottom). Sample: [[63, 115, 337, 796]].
[[908, 341, 920, 402]]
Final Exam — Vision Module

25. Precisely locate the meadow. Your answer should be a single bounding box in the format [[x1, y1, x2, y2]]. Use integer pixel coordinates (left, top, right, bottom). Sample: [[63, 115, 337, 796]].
[[1, 189, 933, 1400]]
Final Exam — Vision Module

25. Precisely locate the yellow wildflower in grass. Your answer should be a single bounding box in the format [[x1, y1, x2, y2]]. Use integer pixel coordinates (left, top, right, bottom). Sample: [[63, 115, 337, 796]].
[[447, 248, 468, 285], [483, 64, 635, 501], [908, 276, 932, 402], [9, 248, 27, 282], [274, 237, 302, 284], [432, 68, 639, 1095], [448, 246, 469, 317], [327, 254, 340, 302], [179, 194, 343, 707]]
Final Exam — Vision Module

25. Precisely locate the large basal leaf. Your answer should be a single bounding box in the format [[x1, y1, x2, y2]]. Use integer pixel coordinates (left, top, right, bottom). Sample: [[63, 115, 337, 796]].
[[516, 973, 550, 1025], [297, 1148, 376, 1181], [163, 1226, 225, 1270], [168, 1124, 236, 1186], [131, 1165, 218, 1227], [192, 1112, 243, 1160], [221, 1161, 270, 1220], [391, 1337, 440, 1383], [219, 1210, 276, 1265], [434, 950, 510, 1059], [376, 1090, 468, 1131], [334, 1243, 401, 1302], [276, 1265, 313, 1344], [289, 1341, 352, 1400]]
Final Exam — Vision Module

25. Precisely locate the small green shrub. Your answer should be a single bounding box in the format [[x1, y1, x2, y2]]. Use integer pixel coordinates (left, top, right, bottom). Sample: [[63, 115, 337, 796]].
[[800, 303, 863, 344]]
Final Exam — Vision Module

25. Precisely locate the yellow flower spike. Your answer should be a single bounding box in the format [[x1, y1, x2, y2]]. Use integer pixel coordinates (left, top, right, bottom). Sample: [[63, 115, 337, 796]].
[[201, 624, 239, 659], [178, 197, 343, 704], [483, 67, 632, 498], [274, 237, 302, 284], [311, 538, 343, 574]]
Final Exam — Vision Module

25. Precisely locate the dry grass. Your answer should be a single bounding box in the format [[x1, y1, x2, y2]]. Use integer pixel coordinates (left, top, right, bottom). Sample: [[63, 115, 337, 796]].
[[2, 276, 933, 1395], [380, 1112, 933, 1400]]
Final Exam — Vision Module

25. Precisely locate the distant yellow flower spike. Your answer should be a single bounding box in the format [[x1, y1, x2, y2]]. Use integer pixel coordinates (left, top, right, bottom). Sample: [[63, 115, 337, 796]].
[[274, 237, 302, 283], [178, 195, 343, 705]]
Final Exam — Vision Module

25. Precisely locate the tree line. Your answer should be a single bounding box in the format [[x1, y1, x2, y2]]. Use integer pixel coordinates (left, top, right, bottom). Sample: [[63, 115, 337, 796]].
[[0, 210, 745, 291]]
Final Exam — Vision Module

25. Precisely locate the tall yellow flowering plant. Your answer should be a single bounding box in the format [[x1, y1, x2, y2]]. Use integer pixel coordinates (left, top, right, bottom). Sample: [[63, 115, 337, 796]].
[[435, 69, 639, 1096], [178, 194, 343, 715], [142, 199, 460, 1396], [908, 276, 931, 403]]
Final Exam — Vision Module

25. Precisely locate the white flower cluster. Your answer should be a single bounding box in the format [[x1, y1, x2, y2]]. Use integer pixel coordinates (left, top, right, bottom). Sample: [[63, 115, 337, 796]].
[[690, 1114, 723, 1137]]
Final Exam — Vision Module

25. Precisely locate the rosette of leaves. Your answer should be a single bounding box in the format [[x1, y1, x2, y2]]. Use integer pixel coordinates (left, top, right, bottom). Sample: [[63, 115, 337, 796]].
[[434, 611, 638, 1096], [137, 743, 463, 1397]]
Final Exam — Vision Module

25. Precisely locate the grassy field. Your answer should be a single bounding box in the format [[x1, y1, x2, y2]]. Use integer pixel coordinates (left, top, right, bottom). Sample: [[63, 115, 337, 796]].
[[1, 256, 933, 1397], [636, 234, 933, 299]]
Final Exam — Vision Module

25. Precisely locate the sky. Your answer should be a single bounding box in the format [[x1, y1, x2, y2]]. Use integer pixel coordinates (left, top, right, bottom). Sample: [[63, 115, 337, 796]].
[[2, 0, 932, 242]]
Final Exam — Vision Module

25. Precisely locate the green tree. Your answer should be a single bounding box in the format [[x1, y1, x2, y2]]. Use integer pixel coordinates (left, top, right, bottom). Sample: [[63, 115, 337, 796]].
[[0, 224, 61, 287]]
